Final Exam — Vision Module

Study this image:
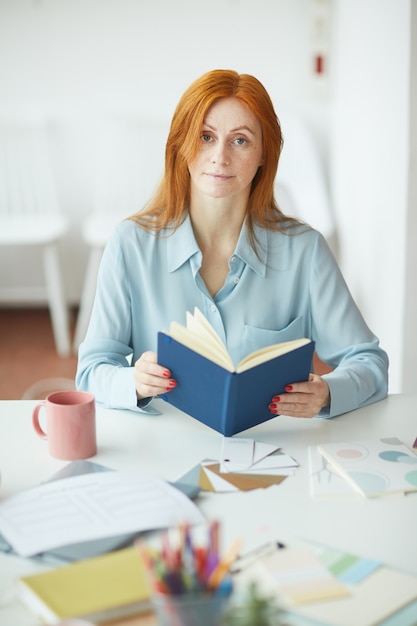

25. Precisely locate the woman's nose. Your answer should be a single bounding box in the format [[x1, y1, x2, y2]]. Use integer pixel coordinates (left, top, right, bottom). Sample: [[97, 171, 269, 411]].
[[211, 141, 230, 165]]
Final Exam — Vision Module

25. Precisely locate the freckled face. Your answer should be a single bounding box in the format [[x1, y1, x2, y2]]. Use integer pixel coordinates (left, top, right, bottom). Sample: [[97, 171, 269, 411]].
[[188, 97, 264, 202]]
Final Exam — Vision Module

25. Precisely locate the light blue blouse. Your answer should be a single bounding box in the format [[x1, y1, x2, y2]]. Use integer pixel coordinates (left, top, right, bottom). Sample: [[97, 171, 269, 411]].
[[76, 216, 388, 418]]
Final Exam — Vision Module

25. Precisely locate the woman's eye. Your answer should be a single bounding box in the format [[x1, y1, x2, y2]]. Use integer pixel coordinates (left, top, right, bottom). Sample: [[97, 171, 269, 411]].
[[201, 133, 212, 142], [234, 137, 247, 145]]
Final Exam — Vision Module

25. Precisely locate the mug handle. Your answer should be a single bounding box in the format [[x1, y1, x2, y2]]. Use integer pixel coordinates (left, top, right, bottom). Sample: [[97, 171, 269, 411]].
[[32, 402, 48, 440]]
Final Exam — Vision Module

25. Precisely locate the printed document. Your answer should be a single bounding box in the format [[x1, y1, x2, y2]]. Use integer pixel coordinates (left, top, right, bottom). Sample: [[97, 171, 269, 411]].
[[0, 469, 205, 557]]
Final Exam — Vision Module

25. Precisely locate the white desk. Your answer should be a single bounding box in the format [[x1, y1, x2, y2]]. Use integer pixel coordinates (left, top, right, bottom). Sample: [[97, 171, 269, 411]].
[[1, 394, 417, 625]]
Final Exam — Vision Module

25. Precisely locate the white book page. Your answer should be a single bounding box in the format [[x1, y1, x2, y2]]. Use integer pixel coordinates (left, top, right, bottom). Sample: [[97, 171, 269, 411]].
[[168, 312, 234, 371], [236, 337, 311, 372]]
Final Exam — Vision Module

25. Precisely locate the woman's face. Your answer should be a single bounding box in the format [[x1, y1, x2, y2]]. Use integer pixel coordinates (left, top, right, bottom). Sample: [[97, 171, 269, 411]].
[[188, 97, 263, 203]]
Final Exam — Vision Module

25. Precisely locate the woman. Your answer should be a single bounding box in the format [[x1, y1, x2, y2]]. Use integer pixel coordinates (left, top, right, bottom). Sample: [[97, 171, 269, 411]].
[[76, 69, 388, 419]]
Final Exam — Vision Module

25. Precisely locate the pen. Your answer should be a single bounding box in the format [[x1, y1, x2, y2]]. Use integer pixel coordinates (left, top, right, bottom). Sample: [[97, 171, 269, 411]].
[[215, 576, 234, 598], [209, 519, 220, 555], [137, 545, 171, 594], [194, 545, 208, 583], [230, 540, 285, 574], [204, 519, 220, 579], [207, 538, 243, 590], [179, 524, 202, 592], [139, 521, 239, 596]]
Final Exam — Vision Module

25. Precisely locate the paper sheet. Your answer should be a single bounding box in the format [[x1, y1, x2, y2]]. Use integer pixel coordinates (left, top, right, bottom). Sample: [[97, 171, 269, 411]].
[[308, 446, 358, 497], [221, 437, 256, 468], [0, 469, 205, 557], [293, 567, 417, 626], [199, 462, 287, 492], [253, 546, 350, 605], [317, 437, 417, 497], [220, 437, 297, 474]]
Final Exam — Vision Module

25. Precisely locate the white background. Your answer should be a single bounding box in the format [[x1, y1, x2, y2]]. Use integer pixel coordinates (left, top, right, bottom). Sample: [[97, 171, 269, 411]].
[[0, 0, 415, 393]]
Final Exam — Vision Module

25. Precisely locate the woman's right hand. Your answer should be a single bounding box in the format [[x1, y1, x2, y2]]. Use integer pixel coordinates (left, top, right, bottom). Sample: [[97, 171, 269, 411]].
[[134, 351, 177, 401]]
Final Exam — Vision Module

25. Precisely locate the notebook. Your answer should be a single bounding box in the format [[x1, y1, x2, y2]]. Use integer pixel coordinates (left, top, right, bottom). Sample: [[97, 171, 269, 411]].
[[16, 546, 151, 624]]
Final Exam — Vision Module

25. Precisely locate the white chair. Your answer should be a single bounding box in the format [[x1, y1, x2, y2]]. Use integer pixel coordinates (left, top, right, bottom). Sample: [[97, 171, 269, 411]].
[[73, 116, 169, 349], [275, 111, 335, 244], [0, 118, 71, 356]]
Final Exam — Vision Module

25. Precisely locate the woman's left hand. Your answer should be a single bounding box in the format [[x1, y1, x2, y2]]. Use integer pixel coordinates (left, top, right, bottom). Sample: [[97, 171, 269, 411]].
[[269, 373, 330, 418]]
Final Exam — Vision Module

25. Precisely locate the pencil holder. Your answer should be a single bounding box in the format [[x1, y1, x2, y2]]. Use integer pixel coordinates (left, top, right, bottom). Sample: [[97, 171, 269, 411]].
[[151, 590, 230, 626]]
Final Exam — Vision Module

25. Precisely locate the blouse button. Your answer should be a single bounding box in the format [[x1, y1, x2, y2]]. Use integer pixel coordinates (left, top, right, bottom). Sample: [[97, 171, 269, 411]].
[[210, 304, 217, 313], [233, 277, 240, 284]]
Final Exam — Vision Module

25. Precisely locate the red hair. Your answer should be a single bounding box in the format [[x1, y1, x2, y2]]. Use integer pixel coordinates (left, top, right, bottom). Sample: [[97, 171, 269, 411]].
[[129, 69, 300, 243]]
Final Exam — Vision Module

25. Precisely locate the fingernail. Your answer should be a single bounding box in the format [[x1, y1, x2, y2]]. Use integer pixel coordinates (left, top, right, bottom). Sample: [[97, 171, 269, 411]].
[[162, 370, 171, 378], [168, 380, 177, 388], [272, 395, 281, 402], [269, 403, 277, 412], [285, 385, 293, 392]]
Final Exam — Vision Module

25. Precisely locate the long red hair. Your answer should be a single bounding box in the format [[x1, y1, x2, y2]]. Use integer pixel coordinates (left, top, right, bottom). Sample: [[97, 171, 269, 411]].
[[129, 69, 300, 244]]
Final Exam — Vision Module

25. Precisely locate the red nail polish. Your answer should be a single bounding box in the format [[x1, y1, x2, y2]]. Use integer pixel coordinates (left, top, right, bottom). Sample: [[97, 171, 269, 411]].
[[168, 380, 177, 388], [272, 395, 281, 402], [285, 385, 293, 392], [162, 370, 171, 378], [269, 403, 277, 412]]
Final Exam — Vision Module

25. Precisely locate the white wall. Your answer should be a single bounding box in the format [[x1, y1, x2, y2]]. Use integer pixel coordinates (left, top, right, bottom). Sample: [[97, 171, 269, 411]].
[[402, 0, 417, 393], [330, 0, 412, 392], [0, 0, 324, 301], [0, 0, 414, 394]]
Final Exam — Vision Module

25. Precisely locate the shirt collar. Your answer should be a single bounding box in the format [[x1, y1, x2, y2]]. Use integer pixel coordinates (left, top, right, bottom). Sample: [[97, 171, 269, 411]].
[[235, 221, 267, 277], [166, 214, 267, 276], [167, 215, 200, 272]]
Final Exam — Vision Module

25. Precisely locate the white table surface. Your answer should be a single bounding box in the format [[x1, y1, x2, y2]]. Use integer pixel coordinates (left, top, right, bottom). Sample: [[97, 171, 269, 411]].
[[1, 394, 417, 625]]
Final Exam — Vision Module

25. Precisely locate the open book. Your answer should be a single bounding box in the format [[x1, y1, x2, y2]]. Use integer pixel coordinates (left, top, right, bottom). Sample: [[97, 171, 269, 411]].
[[167, 307, 311, 373], [157, 308, 315, 436]]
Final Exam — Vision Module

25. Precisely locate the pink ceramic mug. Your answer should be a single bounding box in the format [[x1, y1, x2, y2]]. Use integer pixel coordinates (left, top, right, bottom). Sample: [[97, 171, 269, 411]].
[[32, 390, 97, 460]]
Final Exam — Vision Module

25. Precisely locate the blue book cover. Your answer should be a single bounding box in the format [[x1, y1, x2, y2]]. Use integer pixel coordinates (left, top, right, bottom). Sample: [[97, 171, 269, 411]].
[[157, 328, 314, 436]]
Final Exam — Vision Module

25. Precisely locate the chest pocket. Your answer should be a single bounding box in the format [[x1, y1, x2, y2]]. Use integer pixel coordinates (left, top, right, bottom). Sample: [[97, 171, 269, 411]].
[[241, 316, 306, 356]]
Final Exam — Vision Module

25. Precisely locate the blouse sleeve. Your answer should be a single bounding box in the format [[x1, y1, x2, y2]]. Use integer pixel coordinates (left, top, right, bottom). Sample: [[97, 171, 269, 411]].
[[75, 229, 161, 414], [309, 234, 389, 417]]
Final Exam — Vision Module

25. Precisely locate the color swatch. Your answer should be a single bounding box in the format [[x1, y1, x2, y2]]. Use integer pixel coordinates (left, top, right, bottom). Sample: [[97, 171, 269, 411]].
[[317, 437, 417, 497]]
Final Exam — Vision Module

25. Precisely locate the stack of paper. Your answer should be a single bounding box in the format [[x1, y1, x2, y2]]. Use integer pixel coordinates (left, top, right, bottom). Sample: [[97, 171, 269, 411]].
[[199, 438, 299, 492], [220, 438, 298, 474], [290, 550, 417, 626], [250, 545, 350, 605], [237, 542, 417, 626], [176, 437, 299, 493], [309, 437, 417, 498]]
